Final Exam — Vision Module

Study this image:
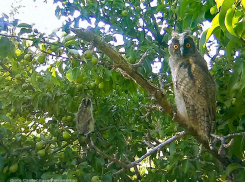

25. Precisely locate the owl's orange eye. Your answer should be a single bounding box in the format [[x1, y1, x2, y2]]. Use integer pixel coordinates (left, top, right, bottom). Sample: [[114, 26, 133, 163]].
[[174, 45, 179, 49], [186, 43, 191, 48]]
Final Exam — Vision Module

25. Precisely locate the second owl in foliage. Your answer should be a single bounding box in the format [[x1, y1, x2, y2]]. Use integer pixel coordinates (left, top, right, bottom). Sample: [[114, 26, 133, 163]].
[[168, 31, 216, 149], [76, 98, 95, 135]]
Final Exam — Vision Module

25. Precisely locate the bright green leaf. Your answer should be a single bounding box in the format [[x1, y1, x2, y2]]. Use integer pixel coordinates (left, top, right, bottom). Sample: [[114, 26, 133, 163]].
[[225, 6, 237, 37], [206, 14, 220, 41], [219, 0, 236, 32]]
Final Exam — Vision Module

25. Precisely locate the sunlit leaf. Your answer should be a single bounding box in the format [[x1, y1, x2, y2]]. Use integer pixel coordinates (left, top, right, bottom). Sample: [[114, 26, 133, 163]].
[[225, 6, 237, 36]]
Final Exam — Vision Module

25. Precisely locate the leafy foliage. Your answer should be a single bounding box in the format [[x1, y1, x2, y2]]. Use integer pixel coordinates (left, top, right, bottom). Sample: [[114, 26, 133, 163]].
[[0, 0, 245, 181]]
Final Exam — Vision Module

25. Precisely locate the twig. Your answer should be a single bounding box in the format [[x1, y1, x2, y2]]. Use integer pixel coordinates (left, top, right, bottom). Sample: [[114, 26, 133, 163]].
[[211, 132, 245, 155], [89, 139, 128, 168], [0, 33, 62, 47], [132, 50, 149, 68], [52, 142, 69, 154], [143, 140, 155, 148], [124, 154, 142, 180], [147, 130, 161, 145], [126, 131, 186, 168]]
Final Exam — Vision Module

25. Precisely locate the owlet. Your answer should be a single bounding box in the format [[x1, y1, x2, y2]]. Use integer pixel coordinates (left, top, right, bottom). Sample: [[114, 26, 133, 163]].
[[76, 98, 95, 135], [168, 31, 216, 149]]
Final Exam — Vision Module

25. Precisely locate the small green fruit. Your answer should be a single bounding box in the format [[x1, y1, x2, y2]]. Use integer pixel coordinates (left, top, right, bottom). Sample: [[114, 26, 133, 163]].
[[91, 56, 98, 65], [128, 56, 136, 64], [24, 54, 32, 62], [15, 74, 22, 80], [9, 163, 18, 173], [75, 75, 83, 84], [90, 82, 96, 89], [84, 50, 93, 59], [36, 141, 44, 150], [166, 165, 171, 171], [38, 55, 46, 64], [38, 149, 46, 157], [22, 83, 29, 90], [76, 84, 83, 91], [91, 176, 100, 182], [62, 117, 67, 122], [67, 116, 72, 121], [98, 82, 104, 89], [151, 168, 156, 173], [121, 10, 128, 16], [95, 78, 101, 85], [3, 166, 8, 173], [63, 131, 71, 140]]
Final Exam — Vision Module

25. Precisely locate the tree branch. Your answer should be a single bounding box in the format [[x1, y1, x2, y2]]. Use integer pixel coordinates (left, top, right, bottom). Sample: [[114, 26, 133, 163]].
[[211, 132, 245, 155], [89, 139, 128, 168], [71, 28, 234, 167], [126, 131, 185, 168]]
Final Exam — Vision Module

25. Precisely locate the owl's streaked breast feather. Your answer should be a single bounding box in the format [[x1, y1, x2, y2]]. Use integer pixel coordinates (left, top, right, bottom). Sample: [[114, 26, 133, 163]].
[[169, 34, 216, 149]]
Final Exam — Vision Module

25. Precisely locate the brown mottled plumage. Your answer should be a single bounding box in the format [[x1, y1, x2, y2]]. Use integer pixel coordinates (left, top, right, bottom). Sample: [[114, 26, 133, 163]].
[[76, 98, 94, 135], [168, 31, 216, 149]]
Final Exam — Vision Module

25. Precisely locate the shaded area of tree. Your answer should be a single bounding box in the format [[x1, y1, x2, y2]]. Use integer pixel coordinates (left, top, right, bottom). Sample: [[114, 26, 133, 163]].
[[0, 0, 245, 181]]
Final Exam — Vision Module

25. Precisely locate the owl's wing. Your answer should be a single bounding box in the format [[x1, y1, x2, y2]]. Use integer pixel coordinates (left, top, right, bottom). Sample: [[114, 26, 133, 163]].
[[76, 109, 93, 135], [176, 57, 216, 137]]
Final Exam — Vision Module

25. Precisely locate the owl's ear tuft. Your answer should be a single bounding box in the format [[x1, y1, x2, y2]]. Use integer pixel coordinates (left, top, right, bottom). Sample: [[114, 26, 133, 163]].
[[171, 31, 179, 37], [183, 29, 191, 36]]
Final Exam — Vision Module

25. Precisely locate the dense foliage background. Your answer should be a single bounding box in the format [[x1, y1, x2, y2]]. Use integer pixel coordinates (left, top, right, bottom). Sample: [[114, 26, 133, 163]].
[[0, 0, 245, 181]]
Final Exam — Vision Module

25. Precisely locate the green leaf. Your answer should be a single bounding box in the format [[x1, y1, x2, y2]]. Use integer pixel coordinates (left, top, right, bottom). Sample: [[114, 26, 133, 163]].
[[180, 0, 190, 17], [226, 40, 237, 61], [31, 72, 40, 91], [219, 0, 236, 32], [199, 29, 208, 55], [225, 7, 236, 36], [156, 4, 168, 12], [17, 23, 32, 28], [222, 163, 243, 180], [0, 155, 4, 171], [215, 0, 224, 9], [0, 115, 11, 122], [230, 136, 244, 158], [68, 49, 79, 55], [66, 67, 80, 81], [65, 40, 77, 47], [206, 14, 220, 41], [41, 172, 57, 179], [19, 28, 32, 35], [182, 160, 193, 173]]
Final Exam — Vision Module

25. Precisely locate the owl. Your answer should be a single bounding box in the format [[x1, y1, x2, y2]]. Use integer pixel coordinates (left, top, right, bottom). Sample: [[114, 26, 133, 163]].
[[76, 98, 95, 135], [168, 31, 216, 149]]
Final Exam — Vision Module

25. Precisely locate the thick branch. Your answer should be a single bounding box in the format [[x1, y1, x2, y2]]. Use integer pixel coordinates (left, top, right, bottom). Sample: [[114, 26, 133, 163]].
[[71, 28, 233, 167]]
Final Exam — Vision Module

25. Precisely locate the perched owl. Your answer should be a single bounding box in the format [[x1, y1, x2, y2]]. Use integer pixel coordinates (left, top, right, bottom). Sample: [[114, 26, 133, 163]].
[[76, 98, 95, 135], [168, 31, 216, 149]]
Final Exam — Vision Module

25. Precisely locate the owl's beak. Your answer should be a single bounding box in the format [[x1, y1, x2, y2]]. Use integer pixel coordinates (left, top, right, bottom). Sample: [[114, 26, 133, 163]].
[[180, 47, 184, 56]]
